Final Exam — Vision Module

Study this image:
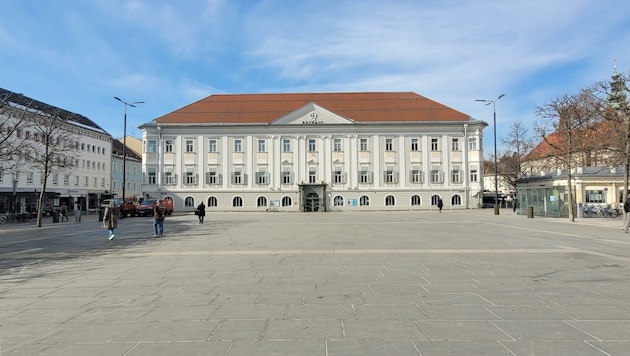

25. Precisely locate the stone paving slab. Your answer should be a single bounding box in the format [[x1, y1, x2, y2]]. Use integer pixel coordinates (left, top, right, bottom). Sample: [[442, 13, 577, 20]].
[[1, 210, 630, 355]]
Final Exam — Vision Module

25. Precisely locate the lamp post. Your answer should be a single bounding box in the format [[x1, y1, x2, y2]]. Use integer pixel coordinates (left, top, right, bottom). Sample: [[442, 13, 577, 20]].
[[113, 97, 144, 204], [476, 94, 505, 216]]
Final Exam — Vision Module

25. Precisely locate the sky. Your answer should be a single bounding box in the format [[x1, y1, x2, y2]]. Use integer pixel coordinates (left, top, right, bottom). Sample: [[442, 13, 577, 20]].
[[1, 0, 629, 155]]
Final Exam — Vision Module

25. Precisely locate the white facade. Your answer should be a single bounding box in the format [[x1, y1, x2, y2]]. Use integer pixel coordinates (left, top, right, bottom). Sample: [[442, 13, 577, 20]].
[[0, 90, 112, 212], [140, 97, 487, 212]]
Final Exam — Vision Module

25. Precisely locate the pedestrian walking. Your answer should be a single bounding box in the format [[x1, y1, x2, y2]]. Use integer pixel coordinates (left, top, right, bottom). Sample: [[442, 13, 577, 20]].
[[437, 198, 443, 213], [153, 200, 166, 238], [196, 202, 206, 224], [624, 196, 630, 233], [102, 201, 120, 240], [60, 202, 69, 221]]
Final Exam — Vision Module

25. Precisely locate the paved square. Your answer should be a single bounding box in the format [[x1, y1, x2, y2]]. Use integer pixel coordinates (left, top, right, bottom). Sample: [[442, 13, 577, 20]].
[[1, 210, 629, 355]]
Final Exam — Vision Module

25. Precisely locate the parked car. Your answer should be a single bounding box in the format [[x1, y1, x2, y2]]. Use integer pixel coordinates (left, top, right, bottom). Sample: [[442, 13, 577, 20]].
[[101, 198, 137, 217], [28, 205, 55, 217], [136, 199, 157, 217], [136, 198, 174, 217]]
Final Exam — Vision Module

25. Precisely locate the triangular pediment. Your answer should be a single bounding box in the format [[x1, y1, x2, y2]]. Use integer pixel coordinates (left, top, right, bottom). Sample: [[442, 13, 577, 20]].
[[272, 103, 355, 125]]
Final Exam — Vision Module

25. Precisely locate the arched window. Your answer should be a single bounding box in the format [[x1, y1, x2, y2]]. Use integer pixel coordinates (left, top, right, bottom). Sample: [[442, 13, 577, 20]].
[[359, 195, 370, 206], [282, 196, 292, 207], [385, 195, 395, 206], [431, 194, 441, 206], [208, 196, 218, 207], [451, 195, 462, 206], [184, 196, 195, 208], [333, 195, 344, 206], [257, 196, 267, 207], [411, 195, 422, 206], [232, 196, 243, 207]]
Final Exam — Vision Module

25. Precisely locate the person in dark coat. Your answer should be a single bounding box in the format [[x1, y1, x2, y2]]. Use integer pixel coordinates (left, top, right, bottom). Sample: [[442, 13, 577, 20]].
[[196, 202, 206, 224], [102, 201, 120, 240], [624, 196, 630, 233], [437, 198, 443, 213]]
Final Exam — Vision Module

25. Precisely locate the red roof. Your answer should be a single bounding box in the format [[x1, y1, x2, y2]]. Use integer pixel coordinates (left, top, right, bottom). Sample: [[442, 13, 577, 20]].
[[155, 92, 471, 124]]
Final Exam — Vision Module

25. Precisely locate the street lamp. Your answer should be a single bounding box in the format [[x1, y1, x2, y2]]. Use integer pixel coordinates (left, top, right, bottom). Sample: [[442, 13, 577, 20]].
[[113, 97, 144, 204], [476, 94, 505, 216]]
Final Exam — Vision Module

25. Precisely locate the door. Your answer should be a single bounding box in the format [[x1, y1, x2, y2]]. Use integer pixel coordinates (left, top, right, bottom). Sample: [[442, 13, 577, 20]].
[[304, 192, 320, 212]]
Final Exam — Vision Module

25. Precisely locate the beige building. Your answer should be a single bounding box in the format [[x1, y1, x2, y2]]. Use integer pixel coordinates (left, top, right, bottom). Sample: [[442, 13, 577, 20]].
[[139, 92, 488, 212]]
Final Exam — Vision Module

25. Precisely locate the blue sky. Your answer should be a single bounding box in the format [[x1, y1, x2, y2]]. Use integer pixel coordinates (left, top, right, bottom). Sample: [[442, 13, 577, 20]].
[[1, 0, 628, 155]]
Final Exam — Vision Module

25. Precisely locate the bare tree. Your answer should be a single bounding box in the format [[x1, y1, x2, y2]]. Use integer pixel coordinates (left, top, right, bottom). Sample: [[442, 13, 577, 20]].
[[22, 107, 79, 227], [0, 91, 34, 174], [498, 121, 536, 191], [534, 89, 605, 222]]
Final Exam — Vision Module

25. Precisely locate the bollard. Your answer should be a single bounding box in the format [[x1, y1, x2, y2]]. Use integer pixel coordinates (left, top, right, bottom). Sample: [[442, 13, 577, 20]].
[[527, 206, 534, 218]]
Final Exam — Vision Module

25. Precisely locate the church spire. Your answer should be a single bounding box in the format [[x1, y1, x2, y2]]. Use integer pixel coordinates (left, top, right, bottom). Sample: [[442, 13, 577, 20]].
[[609, 58, 626, 109]]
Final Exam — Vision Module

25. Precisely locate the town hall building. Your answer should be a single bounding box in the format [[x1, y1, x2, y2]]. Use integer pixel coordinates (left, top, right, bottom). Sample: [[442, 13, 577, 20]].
[[139, 92, 488, 212]]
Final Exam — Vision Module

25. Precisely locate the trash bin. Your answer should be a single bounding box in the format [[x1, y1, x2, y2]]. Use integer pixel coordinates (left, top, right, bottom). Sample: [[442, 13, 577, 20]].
[[52, 211, 60, 223], [98, 208, 104, 222], [527, 206, 534, 219]]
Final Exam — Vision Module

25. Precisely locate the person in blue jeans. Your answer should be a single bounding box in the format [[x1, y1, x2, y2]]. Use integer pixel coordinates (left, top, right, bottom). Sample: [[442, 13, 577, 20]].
[[153, 200, 166, 237]]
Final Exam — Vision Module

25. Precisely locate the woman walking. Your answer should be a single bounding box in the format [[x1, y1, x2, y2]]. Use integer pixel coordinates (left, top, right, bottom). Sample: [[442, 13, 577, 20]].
[[103, 201, 121, 240], [196, 202, 206, 224]]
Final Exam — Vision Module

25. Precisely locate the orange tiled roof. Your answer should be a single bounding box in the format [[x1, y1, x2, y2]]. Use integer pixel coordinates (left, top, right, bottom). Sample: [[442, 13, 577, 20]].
[[155, 92, 470, 124], [524, 120, 616, 162]]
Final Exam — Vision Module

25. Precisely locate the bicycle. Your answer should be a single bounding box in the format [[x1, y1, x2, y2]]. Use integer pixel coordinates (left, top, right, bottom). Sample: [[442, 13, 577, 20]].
[[0, 212, 17, 224]]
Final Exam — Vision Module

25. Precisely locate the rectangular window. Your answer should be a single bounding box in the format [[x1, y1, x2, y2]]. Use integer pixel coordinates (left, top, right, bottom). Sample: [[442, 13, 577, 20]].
[[384, 166, 397, 183], [282, 139, 291, 152], [360, 138, 368, 151], [468, 137, 477, 150], [83, 176, 89, 186], [451, 169, 461, 183], [164, 171, 174, 185], [470, 169, 478, 182], [411, 167, 423, 183], [26, 173, 33, 183], [411, 138, 419, 151], [52, 174, 58, 185], [256, 168, 269, 185], [232, 169, 242, 184], [234, 139, 242, 152], [64, 175, 70, 186], [431, 138, 439, 151], [431, 169, 442, 183], [585, 190, 606, 203], [185, 169, 196, 185], [74, 176, 80, 186], [101, 178, 105, 187], [308, 167, 317, 183], [147, 140, 157, 153], [186, 139, 194, 152], [333, 167, 345, 184], [148, 168, 156, 184], [333, 138, 342, 151], [359, 167, 371, 184], [93, 177, 97, 187], [281, 170, 292, 184], [308, 139, 316, 152], [165, 140, 173, 153], [258, 139, 266, 152], [208, 139, 217, 152], [385, 138, 393, 151], [452, 138, 459, 151], [205, 168, 218, 185]]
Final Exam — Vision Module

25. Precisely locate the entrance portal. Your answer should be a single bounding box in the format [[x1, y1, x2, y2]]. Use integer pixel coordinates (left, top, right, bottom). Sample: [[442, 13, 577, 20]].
[[298, 183, 327, 212], [304, 192, 320, 212]]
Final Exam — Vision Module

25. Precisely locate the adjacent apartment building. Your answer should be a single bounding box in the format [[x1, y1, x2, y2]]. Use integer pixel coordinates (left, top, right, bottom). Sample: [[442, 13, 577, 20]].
[[0, 88, 112, 213], [139, 92, 488, 212]]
